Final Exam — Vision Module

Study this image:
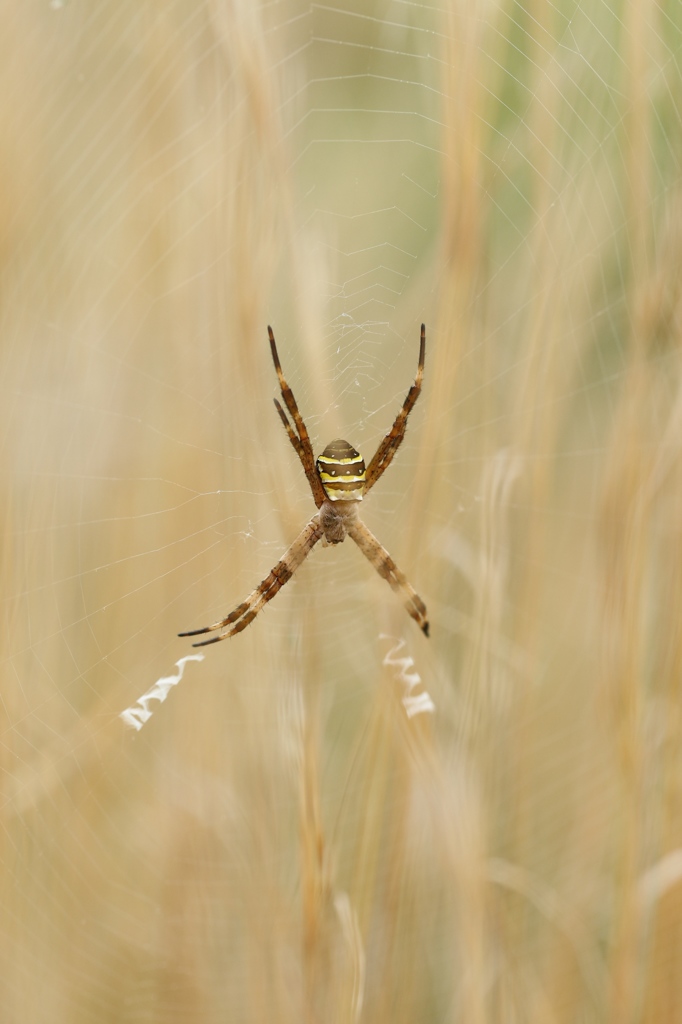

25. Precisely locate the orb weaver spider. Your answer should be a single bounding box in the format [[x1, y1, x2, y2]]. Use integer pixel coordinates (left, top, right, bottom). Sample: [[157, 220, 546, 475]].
[[180, 325, 428, 645]]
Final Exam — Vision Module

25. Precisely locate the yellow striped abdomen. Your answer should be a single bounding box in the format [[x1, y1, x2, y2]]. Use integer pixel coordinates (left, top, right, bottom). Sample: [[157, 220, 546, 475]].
[[316, 439, 366, 501]]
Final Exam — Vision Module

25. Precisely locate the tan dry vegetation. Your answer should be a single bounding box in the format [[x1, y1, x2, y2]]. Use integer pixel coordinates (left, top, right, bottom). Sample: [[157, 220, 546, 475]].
[[2, 0, 682, 1022]]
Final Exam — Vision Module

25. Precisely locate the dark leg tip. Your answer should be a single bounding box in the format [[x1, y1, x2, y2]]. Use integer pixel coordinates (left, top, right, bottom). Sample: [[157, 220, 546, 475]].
[[422, 621, 430, 637], [192, 634, 221, 648]]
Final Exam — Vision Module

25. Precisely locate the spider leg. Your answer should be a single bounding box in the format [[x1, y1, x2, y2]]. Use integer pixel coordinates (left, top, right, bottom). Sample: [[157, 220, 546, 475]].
[[268, 326, 327, 508], [179, 515, 324, 646], [347, 519, 429, 636], [365, 324, 425, 493], [273, 398, 306, 461]]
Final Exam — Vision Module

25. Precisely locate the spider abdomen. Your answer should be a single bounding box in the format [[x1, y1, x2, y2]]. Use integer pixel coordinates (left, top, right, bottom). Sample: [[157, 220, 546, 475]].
[[316, 439, 366, 502]]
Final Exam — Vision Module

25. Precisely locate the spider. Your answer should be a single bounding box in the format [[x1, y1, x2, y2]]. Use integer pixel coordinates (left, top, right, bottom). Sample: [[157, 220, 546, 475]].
[[179, 324, 429, 646]]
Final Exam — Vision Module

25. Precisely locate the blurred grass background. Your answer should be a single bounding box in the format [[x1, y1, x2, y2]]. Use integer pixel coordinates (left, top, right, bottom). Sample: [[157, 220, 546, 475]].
[[2, 0, 682, 1021]]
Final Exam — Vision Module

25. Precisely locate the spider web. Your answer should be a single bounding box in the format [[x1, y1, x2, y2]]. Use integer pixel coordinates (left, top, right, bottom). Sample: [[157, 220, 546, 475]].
[[3, 0, 682, 1020]]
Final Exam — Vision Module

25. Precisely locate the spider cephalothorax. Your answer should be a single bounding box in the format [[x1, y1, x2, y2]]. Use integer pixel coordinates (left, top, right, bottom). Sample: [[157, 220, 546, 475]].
[[319, 496, 360, 545], [179, 325, 428, 645]]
